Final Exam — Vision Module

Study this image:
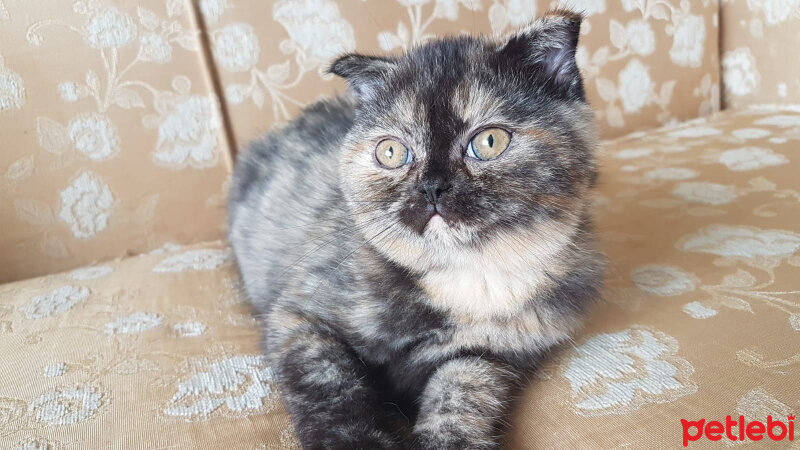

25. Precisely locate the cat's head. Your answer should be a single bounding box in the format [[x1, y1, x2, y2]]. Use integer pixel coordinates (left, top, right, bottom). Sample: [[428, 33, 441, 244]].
[[330, 10, 598, 272]]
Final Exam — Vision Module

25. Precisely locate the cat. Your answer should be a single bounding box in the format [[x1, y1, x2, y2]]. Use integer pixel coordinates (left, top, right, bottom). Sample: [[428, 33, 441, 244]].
[[228, 9, 604, 449]]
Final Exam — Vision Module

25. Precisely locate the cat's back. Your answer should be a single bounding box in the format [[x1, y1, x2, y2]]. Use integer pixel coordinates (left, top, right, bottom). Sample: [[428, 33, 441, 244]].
[[228, 94, 357, 308], [228, 94, 356, 211]]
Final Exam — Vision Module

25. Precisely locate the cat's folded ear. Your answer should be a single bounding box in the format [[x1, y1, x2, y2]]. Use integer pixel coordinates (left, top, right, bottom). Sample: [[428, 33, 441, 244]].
[[499, 9, 585, 101], [328, 54, 397, 102]]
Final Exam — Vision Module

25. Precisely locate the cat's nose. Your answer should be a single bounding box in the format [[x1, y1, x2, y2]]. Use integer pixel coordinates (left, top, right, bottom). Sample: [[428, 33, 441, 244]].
[[418, 178, 452, 205]]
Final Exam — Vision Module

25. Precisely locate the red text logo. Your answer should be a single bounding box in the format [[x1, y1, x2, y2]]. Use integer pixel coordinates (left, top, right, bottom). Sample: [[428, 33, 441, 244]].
[[682, 415, 795, 447]]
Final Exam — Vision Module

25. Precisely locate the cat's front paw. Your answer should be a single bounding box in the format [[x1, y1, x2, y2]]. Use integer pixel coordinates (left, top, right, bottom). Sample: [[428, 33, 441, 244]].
[[410, 426, 500, 450], [309, 423, 403, 450]]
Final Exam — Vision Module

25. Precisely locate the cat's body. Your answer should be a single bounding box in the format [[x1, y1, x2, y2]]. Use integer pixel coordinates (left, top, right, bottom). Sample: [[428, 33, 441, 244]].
[[229, 10, 604, 449]]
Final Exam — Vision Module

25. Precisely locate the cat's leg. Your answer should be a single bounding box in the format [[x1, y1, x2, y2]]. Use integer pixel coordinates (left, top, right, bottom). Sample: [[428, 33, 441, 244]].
[[269, 311, 405, 449], [411, 357, 519, 449]]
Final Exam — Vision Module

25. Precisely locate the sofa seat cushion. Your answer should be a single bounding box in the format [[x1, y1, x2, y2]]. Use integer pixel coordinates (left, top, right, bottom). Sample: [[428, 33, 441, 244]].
[[0, 241, 298, 449], [2, 107, 799, 449]]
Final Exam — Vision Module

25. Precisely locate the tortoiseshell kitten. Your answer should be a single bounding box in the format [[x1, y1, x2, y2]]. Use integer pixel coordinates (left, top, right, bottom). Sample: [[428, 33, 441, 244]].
[[228, 9, 604, 449]]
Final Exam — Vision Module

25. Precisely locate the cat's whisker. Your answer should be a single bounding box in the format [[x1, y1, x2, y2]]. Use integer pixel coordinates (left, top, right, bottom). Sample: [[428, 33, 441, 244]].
[[304, 215, 390, 243], [270, 206, 390, 231], [299, 192, 397, 204], [278, 215, 393, 278], [306, 219, 400, 302], [277, 213, 392, 266]]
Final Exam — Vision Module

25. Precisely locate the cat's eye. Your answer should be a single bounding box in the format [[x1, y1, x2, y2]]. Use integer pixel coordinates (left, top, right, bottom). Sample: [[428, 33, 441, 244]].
[[467, 128, 511, 160], [375, 139, 412, 169]]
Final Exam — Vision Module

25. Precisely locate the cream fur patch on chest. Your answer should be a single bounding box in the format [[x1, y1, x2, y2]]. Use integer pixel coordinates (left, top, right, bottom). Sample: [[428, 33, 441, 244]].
[[418, 221, 574, 319]]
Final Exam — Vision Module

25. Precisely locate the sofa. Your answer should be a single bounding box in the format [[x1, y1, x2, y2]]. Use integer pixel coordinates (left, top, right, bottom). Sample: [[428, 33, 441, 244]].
[[1, 1, 798, 448]]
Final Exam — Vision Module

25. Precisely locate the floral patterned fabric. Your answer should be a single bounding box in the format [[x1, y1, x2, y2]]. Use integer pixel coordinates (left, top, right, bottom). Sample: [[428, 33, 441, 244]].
[[0, 241, 299, 449], [0, 0, 232, 283], [720, 0, 800, 108], [203, 0, 721, 151], [3, 108, 799, 449]]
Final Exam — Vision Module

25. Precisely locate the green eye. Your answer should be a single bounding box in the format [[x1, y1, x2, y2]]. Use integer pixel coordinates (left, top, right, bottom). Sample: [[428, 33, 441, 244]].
[[375, 139, 411, 169], [467, 128, 511, 160]]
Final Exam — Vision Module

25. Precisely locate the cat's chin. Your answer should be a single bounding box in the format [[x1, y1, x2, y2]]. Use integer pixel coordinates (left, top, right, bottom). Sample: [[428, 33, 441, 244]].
[[424, 213, 447, 230], [422, 214, 463, 244]]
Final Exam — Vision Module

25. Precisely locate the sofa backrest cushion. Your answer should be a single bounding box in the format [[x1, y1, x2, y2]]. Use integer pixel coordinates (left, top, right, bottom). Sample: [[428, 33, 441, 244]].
[[207, 0, 721, 147], [720, 0, 800, 108], [0, 0, 232, 283]]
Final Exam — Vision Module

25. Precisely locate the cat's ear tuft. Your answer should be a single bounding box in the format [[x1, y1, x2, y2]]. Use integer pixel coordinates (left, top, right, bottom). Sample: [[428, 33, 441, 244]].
[[500, 9, 585, 100], [328, 53, 396, 102]]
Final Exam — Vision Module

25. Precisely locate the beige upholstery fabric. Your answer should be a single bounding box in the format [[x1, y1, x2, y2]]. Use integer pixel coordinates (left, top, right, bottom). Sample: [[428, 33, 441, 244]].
[[720, 0, 800, 108], [0, 0, 232, 283], [205, 0, 720, 148], [0, 241, 299, 449], [3, 108, 799, 449]]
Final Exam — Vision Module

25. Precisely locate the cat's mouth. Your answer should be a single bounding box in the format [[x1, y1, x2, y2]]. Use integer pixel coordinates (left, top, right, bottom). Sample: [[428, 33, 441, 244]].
[[400, 202, 457, 235]]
